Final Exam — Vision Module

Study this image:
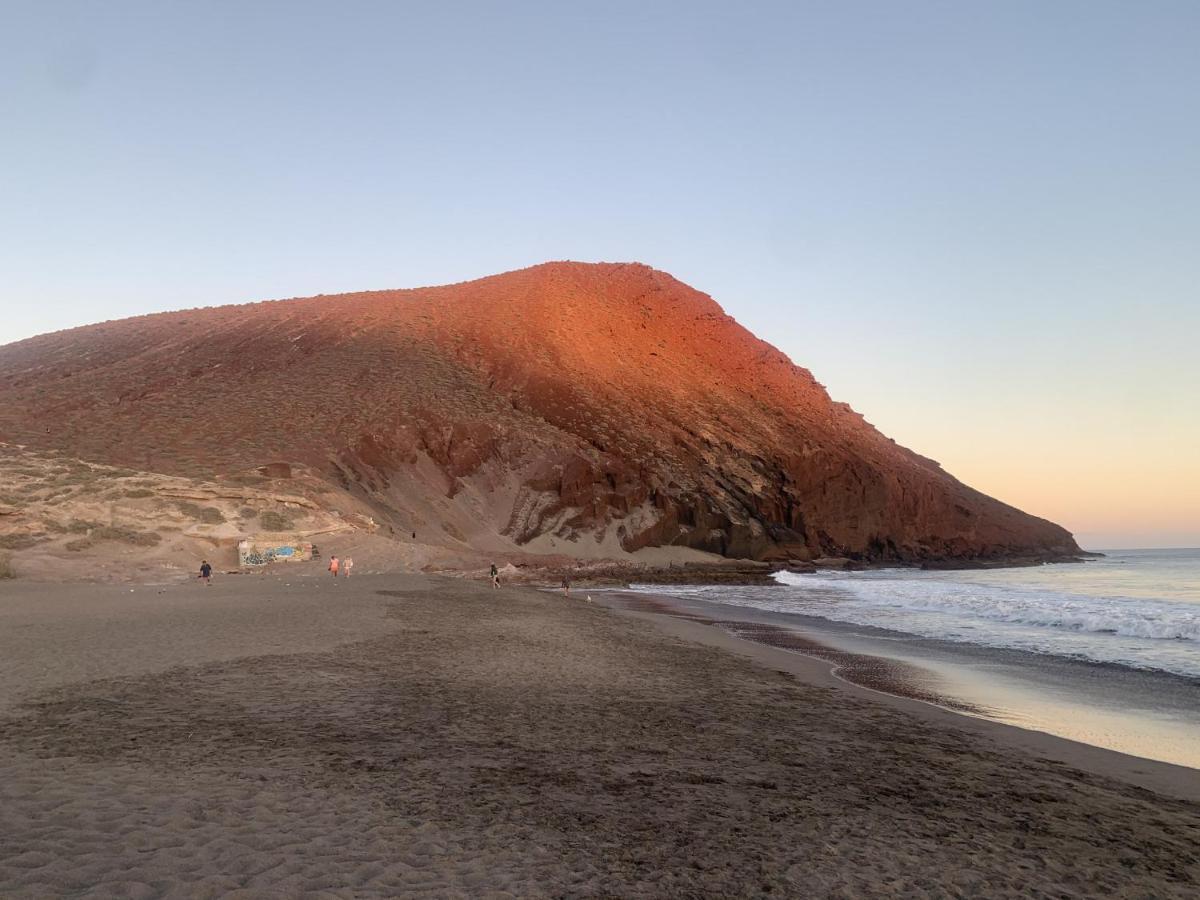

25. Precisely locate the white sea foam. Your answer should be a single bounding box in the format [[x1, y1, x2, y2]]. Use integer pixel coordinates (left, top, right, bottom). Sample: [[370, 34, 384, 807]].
[[771, 571, 1200, 642], [630, 550, 1200, 677]]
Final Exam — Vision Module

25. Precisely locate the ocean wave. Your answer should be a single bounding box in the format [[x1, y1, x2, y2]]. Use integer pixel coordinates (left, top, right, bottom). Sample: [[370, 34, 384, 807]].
[[771, 571, 1200, 642]]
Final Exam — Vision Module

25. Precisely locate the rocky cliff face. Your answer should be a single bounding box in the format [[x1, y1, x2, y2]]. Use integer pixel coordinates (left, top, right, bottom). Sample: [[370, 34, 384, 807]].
[[0, 262, 1080, 563]]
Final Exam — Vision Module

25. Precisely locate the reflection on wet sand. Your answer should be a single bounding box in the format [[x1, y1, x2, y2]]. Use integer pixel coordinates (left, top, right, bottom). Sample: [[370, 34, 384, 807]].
[[611, 591, 1200, 769], [611, 592, 989, 715]]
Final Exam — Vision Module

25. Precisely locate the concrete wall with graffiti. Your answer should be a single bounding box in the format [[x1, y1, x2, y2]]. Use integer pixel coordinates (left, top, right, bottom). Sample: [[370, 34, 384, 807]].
[[238, 539, 316, 567]]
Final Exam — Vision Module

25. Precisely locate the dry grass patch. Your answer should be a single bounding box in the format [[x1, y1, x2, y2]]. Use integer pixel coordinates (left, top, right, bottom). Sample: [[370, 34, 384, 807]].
[[258, 510, 295, 532], [57, 520, 160, 547], [0, 554, 14, 579], [0, 533, 43, 550], [227, 474, 269, 486], [174, 501, 226, 524], [93, 525, 162, 547]]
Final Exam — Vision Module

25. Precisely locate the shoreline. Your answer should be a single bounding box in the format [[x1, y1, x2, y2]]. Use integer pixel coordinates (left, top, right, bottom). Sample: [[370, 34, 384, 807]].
[[593, 588, 1200, 802], [0, 546, 1101, 587], [498, 553, 1104, 589], [2, 573, 1198, 895]]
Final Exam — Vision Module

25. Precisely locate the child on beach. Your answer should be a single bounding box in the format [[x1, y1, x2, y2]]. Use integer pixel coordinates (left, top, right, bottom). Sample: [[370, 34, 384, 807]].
[[199, 560, 212, 585], [329, 555, 340, 577], [343, 557, 354, 578], [490, 563, 499, 589]]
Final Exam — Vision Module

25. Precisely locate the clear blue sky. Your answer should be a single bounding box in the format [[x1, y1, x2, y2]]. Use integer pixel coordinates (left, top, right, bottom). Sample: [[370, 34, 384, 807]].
[[2, 1, 1198, 547]]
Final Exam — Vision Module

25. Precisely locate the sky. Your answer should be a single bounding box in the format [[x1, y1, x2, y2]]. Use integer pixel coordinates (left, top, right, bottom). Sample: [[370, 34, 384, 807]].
[[1, 1, 1197, 549]]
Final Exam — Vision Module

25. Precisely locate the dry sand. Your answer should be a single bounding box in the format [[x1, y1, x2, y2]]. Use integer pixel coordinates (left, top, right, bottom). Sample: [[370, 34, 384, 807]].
[[1, 571, 1198, 898]]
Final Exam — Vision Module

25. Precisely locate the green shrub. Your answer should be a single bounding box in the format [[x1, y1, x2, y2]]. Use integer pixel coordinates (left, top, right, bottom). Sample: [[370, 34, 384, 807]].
[[66, 520, 99, 534], [238, 507, 257, 520], [65, 538, 93, 552], [0, 554, 14, 579], [123, 488, 155, 499]]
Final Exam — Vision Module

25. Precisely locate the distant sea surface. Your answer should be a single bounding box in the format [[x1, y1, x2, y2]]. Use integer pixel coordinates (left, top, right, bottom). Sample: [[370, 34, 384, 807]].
[[637, 548, 1200, 678]]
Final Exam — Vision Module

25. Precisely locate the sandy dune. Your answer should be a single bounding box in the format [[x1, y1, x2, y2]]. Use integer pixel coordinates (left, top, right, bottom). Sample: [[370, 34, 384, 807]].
[[1, 573, 1197, 897]]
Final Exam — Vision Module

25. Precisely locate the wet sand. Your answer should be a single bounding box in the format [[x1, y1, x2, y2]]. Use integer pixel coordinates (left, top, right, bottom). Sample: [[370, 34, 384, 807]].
[[2, 572, 1199, 897], [604, 589, 1200, 773]]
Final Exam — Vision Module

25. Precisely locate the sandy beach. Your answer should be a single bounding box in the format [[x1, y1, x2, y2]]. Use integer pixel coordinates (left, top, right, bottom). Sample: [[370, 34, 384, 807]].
[[2, 571, 1198, 898]]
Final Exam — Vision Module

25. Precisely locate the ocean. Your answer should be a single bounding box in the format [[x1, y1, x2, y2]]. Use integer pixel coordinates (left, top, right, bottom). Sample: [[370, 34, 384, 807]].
[[638, 548, 1200, 677], [628, 548, 1200, 767]]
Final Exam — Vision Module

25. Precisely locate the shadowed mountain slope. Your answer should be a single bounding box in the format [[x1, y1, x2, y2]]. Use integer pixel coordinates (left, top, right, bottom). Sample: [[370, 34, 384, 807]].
[[0, 262, 1079, 563]]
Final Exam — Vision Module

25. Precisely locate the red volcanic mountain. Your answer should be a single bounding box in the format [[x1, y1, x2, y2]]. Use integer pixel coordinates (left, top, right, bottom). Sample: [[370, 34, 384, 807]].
[[0, 262, 1079, 563]]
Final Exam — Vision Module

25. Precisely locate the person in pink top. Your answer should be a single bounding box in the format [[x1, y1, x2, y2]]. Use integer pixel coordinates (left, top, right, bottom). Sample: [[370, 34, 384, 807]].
[[328, 555, 340, 577]]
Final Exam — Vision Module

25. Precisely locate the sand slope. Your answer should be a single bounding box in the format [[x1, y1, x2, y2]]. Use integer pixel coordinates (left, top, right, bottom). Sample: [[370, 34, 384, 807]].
[[1, 574, 1197, 897]]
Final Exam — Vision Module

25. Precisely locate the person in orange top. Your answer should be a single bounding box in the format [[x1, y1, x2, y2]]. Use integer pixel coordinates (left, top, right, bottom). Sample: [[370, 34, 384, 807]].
[[328, 555, 340, 577]]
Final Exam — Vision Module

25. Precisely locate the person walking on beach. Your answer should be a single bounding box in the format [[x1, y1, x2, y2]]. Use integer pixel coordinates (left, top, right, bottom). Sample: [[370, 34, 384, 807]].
[[490, 563, 499, 589], [199, 560, 212, 585], [561, 573, 571, 596], [328, 555, 340, 577], [343, 557, 354, 579]]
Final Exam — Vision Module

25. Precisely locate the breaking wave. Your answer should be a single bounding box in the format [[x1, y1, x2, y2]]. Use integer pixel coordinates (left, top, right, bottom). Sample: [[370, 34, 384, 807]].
[[772, 571, 1200, 643], [631, 551, 1200, 677]]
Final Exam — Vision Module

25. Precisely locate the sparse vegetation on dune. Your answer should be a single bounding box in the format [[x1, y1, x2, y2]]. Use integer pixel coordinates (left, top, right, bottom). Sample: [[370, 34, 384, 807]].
[[174, 501, 226, 524], [258, 510, 295, 532], [0, 447, 340, 577], [91, 525, 161, 547], [0, 553, 14, 578], [51, 520, 161, 547], [7, 466, 45, 478], [227, 473, 269, 487], [0, 533, 43, 550]]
